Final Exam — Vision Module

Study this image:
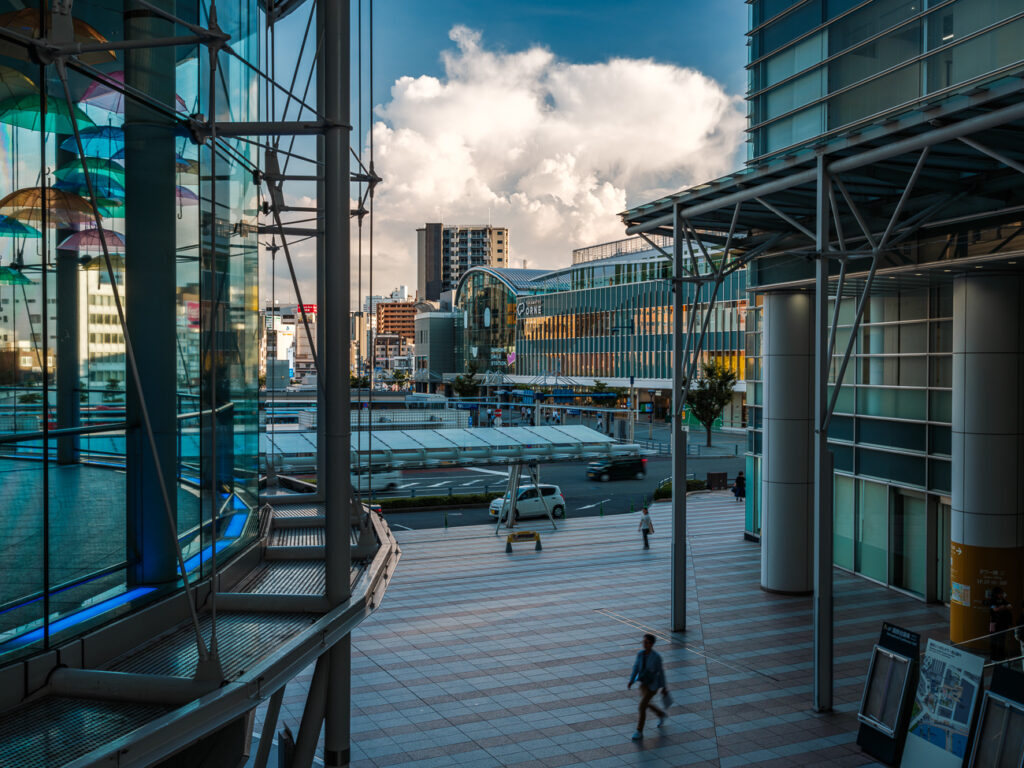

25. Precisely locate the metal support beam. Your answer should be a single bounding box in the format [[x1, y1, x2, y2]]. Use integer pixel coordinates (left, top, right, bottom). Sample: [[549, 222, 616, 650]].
[[291, 652, 329, 768], [958, 136, 1024, 177], [321, 0, 352, 764], [253, 686, 285, 768], [671, 203, 687, 633], [812, 156, 833, 713], [755, 196, 816, 241]]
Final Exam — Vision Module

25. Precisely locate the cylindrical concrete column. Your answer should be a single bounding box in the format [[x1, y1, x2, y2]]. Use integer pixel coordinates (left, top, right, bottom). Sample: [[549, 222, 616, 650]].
[[950, 273, 1024, 642], [761, 290, 814, 594]]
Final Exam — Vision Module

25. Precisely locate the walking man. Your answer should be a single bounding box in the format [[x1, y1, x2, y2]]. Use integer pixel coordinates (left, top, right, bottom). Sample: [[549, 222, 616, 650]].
[[638, 507, 654, 549], [628, 633, 668, 741]]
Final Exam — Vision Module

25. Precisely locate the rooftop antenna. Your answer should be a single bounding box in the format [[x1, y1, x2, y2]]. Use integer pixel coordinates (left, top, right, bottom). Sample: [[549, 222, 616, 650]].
[[522, 259, 528, 269]]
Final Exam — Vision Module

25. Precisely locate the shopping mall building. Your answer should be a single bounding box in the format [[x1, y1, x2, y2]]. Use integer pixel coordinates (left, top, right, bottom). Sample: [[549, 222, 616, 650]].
[[436, 237, 749, 427]]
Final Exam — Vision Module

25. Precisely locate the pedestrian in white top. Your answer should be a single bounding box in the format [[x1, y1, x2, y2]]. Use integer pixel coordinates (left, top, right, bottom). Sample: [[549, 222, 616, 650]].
[[638, 507, 654, 549]]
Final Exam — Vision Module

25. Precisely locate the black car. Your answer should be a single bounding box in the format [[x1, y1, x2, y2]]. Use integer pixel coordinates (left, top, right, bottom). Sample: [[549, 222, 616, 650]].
[[587, 456, 647, 481]]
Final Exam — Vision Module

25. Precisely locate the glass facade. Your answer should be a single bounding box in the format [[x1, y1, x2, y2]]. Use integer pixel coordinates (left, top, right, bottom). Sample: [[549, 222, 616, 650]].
[[748, 0, 1024, 160], [746, 282, 953, 597], [454, 248, 748, 428], [0, 0, 260, 661]]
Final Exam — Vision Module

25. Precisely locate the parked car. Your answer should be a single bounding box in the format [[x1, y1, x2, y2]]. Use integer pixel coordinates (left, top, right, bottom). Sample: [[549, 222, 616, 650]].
[[489, 484, 566, 520], [351, 467, 401, 492], [586, 456, 647, 482]]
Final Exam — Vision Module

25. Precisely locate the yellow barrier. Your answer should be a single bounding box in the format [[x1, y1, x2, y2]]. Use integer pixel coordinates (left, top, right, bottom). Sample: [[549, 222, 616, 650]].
[[505, 530, 542, 553]]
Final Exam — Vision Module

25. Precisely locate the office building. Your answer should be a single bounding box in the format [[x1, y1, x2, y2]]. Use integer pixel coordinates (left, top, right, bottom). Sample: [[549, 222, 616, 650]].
[[417, 222, 509, 300], [622, 0, 1024, 648]]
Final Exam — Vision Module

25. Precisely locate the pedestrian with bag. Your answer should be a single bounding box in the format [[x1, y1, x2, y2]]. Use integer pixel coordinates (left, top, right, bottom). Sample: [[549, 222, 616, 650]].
[[628, 633, 670, 741], [731, 471, 745, 502], [638, 507, 654, 549], [988, 586, 1013, 662]]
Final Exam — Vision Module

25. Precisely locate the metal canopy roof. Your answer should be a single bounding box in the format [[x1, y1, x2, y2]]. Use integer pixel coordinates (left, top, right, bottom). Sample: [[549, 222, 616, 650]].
[[620, 77, 1024, 260], [350, 425, 636, 467]]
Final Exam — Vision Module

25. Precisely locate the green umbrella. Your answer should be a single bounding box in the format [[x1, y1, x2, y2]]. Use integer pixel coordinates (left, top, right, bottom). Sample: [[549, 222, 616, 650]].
[[0, 214, 40, 238], [0, 265, 33, 285], [0, 93, 95, 134], [54, 158, 126, 186]]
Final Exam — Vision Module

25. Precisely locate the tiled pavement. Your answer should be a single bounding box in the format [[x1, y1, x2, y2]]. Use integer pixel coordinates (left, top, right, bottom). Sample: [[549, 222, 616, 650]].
[[251, 491, 950, 766]]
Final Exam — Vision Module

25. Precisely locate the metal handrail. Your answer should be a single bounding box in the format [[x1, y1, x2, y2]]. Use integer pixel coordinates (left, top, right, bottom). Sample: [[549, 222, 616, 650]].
[[0, 421, 128, 444], [0, 560, 132, 618]]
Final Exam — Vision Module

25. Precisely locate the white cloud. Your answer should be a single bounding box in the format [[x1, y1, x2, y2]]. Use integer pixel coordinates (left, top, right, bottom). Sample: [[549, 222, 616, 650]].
[[262, 26, 745, 305]]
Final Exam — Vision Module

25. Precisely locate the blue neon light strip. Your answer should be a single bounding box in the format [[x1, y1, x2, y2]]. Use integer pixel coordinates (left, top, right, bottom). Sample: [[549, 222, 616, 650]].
[[0, 586, 156, 652]]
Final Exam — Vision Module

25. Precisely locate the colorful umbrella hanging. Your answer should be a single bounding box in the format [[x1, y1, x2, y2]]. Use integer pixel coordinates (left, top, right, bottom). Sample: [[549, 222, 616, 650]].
[[0, 214, 40, 238], [58, 227, 125, 252], [59, 125, 123, 158], [54, 175, 126, 200], [82, 254, 126, 271], [0, 187, 96, 228], [54, 157, 125, 184], [0, 265, 33, 285], [176, 186, 198, 205], [0, 64, 36, 102], [80, 70, 189, 114], [0, 93, 95, 134], [0, 8, 115, 65]]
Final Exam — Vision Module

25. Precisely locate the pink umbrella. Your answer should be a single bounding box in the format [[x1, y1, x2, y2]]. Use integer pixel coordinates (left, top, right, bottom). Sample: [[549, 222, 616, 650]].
[[80, 71, 188, 114], [58, 227, 126, 252], [176, 186, 198, 205]]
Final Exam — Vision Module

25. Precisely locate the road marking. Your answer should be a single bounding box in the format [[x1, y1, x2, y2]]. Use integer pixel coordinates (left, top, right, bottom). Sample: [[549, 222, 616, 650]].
[[465, 467, 510, 477], [394, 482, 420, 489], [424, 481, 450, 488], [389, 522, 413, 531], [458, 479, 483, 486], [577, 498, 612, 510]]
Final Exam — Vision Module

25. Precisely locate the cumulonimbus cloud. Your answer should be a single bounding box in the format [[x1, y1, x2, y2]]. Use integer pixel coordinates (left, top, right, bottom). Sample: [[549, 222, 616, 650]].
[[363, 25, 745, 293], [262, 26, 746, 307]]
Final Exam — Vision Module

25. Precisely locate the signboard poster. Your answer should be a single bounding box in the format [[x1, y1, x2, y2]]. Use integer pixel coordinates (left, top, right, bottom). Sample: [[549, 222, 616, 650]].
[[901, 639, 984, 767]]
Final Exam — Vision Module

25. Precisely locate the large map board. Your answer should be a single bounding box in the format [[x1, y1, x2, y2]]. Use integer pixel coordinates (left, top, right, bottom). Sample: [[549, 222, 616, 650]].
[[901, 639, 985, 767]]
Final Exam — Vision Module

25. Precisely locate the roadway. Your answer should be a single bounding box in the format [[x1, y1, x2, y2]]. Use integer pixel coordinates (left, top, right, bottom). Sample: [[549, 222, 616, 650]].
[[377, 454, 745, 530]]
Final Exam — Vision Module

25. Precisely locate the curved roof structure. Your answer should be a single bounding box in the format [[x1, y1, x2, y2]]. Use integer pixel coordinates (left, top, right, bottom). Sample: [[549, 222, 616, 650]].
[[453, 266, 570, 298]]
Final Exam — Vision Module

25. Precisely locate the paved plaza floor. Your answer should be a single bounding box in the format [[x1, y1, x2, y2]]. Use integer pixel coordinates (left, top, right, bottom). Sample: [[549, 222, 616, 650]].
[[252, 491, 950, 767]]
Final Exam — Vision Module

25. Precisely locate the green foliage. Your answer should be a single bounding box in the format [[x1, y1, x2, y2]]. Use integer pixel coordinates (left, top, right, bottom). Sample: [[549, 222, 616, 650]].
[[350, 373, 369, 389], [392, 369, 409, 387], [371, 491, 503, 510], [652, 478, 707, 500], [686, 361, 737, 446], [452, 361, 480, 398], [17, 391, 42, 404]]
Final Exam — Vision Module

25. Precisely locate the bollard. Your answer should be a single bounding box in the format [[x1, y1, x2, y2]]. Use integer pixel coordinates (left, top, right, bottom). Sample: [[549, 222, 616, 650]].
[[630, 502, 634, 513], [411, 488, 416, 498], [444, 510, 448, 529], [448, 486, 453, 499], [505, 538, 513, 553], [600, 501, 604, 516], [535, 537, 542, 551]]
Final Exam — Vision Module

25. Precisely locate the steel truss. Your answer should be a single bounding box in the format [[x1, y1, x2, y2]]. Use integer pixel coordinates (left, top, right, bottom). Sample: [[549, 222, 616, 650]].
[[624, 82, 1024, 713], [0, 0, 377, 765]]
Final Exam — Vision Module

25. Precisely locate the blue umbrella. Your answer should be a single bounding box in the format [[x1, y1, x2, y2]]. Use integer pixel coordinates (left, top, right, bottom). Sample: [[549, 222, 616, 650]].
[[59, 125, 123, 158], [54, 175, 125, 199], [0, 214, 40, 238]]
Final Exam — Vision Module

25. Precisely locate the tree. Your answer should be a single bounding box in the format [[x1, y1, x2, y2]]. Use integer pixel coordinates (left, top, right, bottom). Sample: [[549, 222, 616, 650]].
[[102, 379, 123, 403], [392, 370, 409, 389], [451, 362, 480, 398], [686, 361, 737, 447], [350, 373, 369, 389]]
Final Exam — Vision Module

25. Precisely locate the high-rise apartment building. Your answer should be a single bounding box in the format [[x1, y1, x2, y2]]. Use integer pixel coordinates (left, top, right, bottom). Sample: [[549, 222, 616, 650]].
[[376, 300, 416, 343], [416, 223, 508, 300]]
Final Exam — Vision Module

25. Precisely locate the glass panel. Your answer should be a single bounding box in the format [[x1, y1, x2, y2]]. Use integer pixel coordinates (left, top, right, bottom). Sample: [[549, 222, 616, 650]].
[[891, 491, 927, 596], [835, 475, 855, 569], [764, 69, 827, 121], [764, 104, 826, 154], [857, 387, 927, 420], [860, 447, 926, 486], [972, 695, 1024, 768], [858, 418, 925, 452], [857, 479, 889, 581], [759, 1, 823, 57]]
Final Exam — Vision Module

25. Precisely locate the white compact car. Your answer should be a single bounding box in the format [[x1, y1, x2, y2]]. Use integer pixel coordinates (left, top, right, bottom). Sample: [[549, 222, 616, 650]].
[[489, 484, 566, 520], [351, 468, 401, 492]]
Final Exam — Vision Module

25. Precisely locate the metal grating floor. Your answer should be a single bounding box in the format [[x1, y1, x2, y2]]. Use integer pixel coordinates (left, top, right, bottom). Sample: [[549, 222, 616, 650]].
[[234, 560, 326, 595], [0, 697, 171, 768], [272, 504, 325, 519], [107, 612, 314, 680], [269, 527, 325, 547]]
